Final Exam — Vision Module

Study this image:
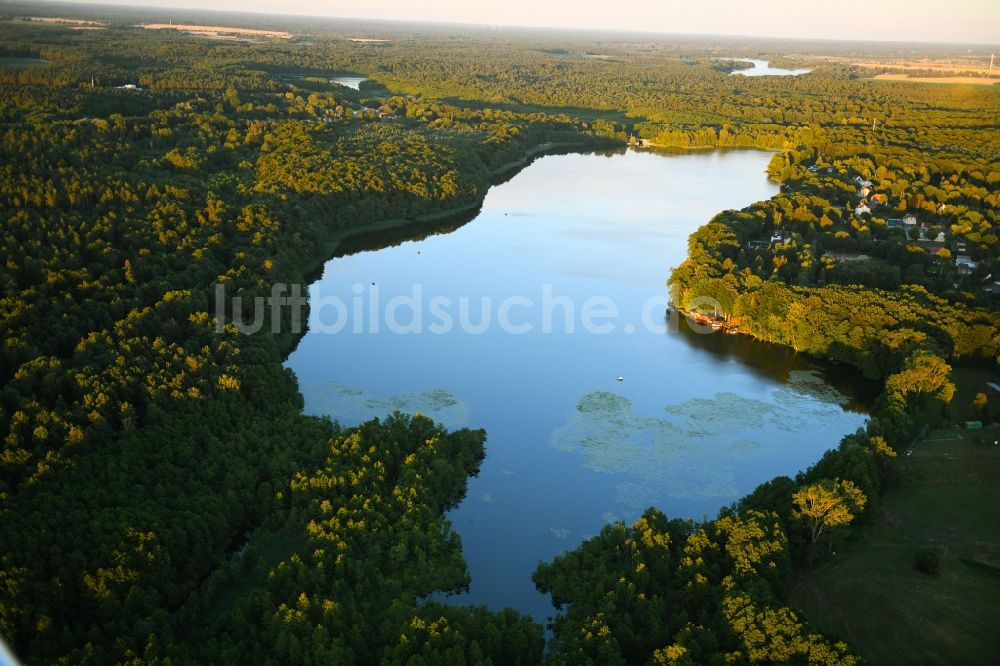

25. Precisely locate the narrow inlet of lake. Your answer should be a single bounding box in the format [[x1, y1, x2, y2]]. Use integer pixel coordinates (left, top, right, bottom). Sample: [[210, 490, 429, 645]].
[[285, 148, 869, 620]]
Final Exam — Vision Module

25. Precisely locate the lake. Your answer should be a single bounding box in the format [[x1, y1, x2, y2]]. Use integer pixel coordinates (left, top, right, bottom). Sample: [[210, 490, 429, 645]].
[[730, 59, 811, 76], [330, 76, 366, 90], [285, 148, 869, 619]]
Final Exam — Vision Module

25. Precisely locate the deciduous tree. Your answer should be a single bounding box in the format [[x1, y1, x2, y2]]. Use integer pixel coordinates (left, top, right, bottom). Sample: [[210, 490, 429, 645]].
[[792, 479, 867, 544]]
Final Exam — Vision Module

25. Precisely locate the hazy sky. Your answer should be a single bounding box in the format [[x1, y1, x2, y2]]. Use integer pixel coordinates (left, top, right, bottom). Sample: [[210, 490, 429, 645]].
[[59, 0, 1000, 43]]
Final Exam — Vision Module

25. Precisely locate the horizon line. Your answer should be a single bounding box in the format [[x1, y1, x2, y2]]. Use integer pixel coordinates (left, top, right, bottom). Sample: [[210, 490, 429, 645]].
[[31, 0, 1000, 47]]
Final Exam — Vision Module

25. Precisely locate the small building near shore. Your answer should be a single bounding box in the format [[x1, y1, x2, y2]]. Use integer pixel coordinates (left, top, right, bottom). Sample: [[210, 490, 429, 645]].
[[955, 254, 978, 275]]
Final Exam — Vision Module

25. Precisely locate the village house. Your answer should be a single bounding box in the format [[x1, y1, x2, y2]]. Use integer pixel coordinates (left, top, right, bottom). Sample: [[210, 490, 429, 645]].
[[955, 254, 978, 275]]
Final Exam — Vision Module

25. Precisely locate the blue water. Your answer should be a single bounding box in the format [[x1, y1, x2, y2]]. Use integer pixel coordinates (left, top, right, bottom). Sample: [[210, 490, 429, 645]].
[[286, 149, 867, 619]]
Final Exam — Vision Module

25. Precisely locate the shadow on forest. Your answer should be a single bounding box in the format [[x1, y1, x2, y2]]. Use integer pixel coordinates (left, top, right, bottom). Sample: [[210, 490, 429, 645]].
[[437, 95, 643, 124]]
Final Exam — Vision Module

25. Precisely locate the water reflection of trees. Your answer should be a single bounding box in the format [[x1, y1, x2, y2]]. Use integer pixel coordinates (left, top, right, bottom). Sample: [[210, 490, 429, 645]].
[[671, 314, 879, 412]]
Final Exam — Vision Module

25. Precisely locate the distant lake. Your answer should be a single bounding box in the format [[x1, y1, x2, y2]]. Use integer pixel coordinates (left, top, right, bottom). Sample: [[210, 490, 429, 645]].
[[730, 59, 811, 76], [330, 76, 365, 90], [286, 149, 868, 619]]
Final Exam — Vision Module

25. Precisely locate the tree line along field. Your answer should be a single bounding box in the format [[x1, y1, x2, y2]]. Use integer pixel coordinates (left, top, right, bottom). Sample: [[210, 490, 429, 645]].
[[845, 57, 1000, 86], [789, 428, 1000, 665], [868, 74, 999, 86], [0, 1, 998, 663], [788, 365, 1000, 666], [139, 24, 293, 39]]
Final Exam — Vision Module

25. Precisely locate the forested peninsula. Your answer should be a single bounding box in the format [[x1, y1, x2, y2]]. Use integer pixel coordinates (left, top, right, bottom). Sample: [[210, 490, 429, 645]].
[[1, 3, 997, 664]]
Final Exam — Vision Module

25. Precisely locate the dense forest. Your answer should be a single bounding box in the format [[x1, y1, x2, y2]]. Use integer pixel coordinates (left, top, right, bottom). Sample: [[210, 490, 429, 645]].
[[1, 2, 997, 664]]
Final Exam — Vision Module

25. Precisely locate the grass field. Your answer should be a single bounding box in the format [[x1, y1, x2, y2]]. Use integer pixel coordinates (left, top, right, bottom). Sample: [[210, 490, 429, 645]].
[[947, 366, 997, 423], [141, 23, 292, 39], [870, 74, 999, 86], [0, 56, 50, 67], [829, 55, 1000, 86], [850, 57, 995, 75], [790, 428, 1000, 665]]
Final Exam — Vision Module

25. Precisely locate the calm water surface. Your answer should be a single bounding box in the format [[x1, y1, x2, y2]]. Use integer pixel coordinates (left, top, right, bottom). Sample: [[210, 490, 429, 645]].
[[730, 59, 812, 76], [286, 149, 868, 619], [330, 76, 366, 89]]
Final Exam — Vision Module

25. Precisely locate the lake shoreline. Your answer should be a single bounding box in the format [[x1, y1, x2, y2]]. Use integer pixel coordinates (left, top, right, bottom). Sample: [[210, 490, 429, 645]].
[[305, 139, 616, 264], [300, 140, 784, 280], [286, 148, 871, 618], [282, 137, 619, 352], [286, 140, 877, 412]]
